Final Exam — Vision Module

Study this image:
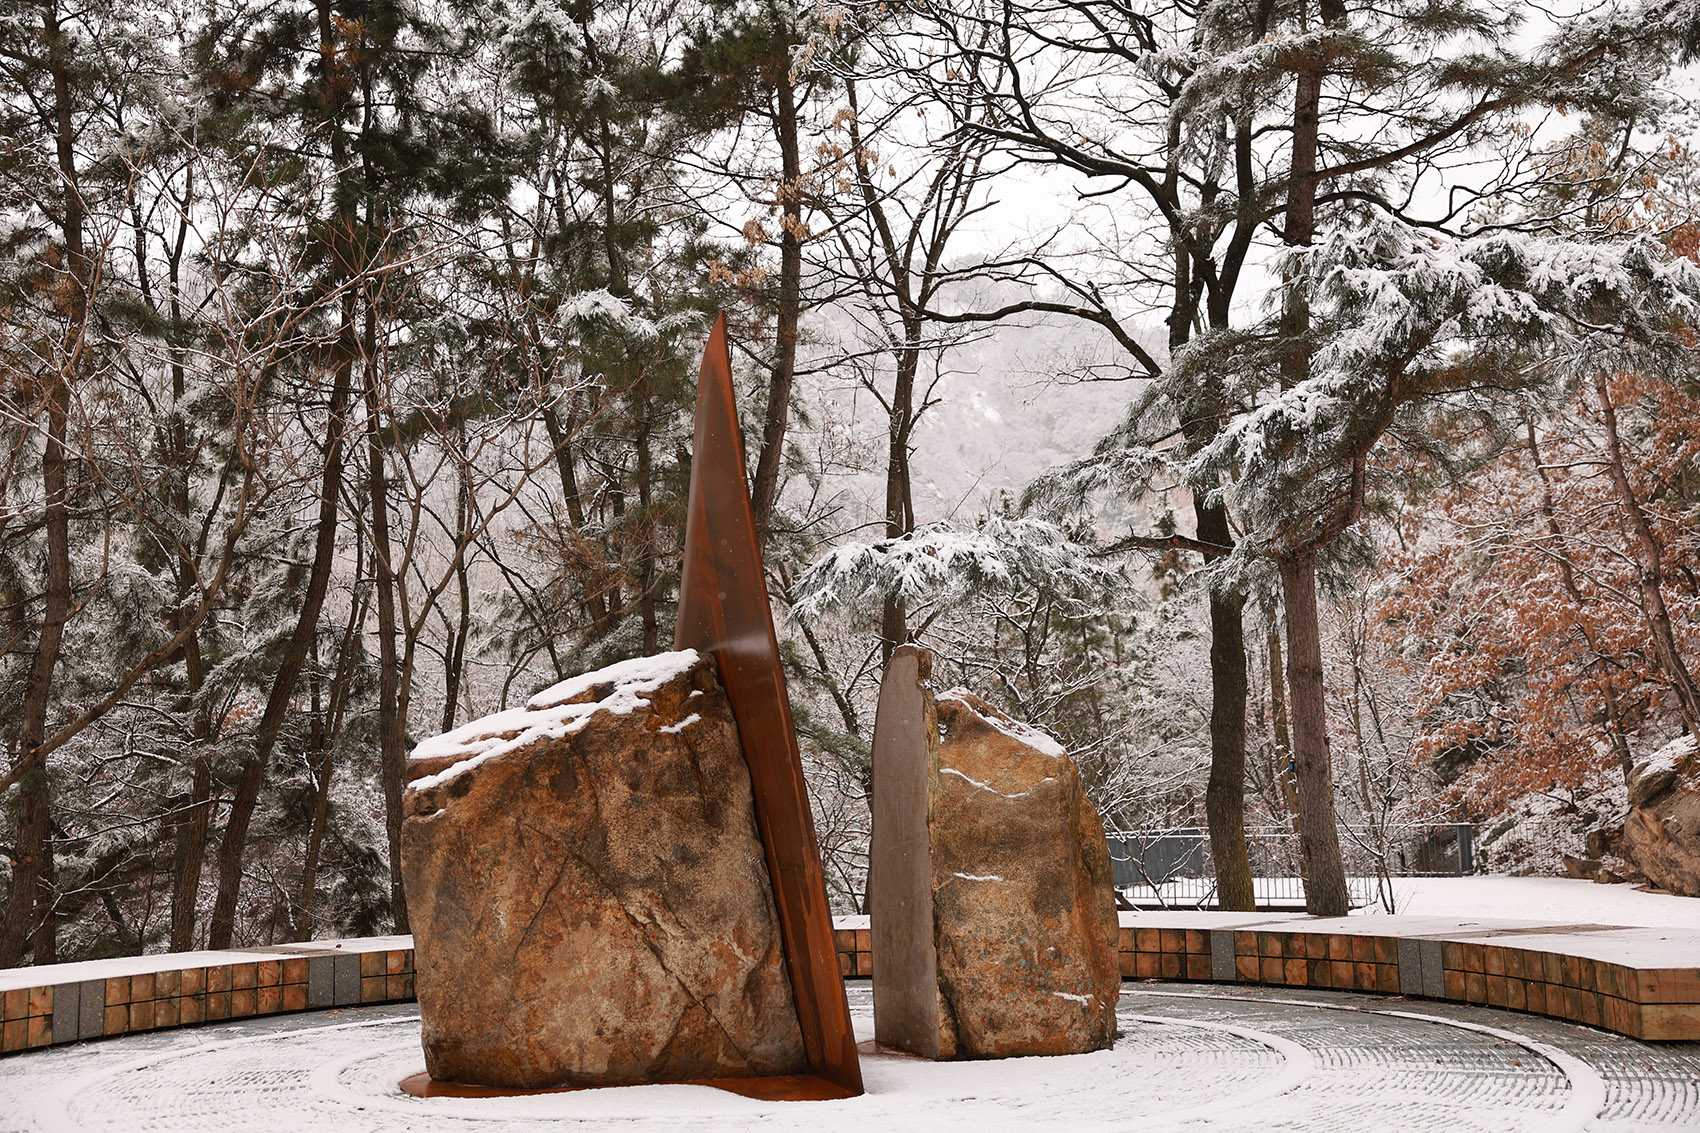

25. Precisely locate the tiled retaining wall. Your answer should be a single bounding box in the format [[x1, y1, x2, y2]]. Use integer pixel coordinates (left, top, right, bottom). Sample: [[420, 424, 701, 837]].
[[1106, 918, 1700, 1042], [1, 937, 415, 1055], [5, 915, 1698, 1055], [833, 927, 872, 978], [837, 914, 1700, 1043], [1108, 911, 1693, 1034]]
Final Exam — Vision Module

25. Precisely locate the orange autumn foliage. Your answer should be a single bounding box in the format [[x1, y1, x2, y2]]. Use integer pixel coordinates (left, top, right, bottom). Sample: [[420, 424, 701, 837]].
[[1372, 367, 1700, 812]]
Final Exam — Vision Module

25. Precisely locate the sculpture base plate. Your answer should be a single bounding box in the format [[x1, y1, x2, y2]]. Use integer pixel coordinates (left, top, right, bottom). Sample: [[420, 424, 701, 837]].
[[398, 1072, 857, 1103]]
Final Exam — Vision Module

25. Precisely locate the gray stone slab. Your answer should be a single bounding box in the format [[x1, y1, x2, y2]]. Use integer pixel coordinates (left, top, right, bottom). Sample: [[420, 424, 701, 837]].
[[1397, 937, 1424, 995], [51, 981, 78, 1044], [869, 645, 944, 1059], [78, 978, 104, 1041], [307, 956, 335, 1009], [1420, 940, 1446, 999], [1210, 930, 1237, 981], [333, 953, 360, 1005]]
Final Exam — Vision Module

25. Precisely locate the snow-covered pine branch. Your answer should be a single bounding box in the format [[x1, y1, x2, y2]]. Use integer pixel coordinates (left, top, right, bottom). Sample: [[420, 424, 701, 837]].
[[790, 516, 1125, 624], [1023, 381, 1188, 513], [1185, 213, 1700, 556]]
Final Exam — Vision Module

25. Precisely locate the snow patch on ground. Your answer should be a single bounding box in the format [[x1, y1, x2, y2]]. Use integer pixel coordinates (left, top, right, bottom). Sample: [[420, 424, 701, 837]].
[[1379, 875, 1700, 930], [408, 650, 699, 790]]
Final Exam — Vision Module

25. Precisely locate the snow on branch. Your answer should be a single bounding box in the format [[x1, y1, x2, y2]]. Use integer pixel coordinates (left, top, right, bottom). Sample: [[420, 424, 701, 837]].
[[790, 517, 1124, 624], [559, 288, 695, 343], [1190, 213, 1700, 498]]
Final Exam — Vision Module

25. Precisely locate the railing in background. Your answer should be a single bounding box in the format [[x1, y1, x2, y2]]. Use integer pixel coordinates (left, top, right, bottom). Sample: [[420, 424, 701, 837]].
[[1107, 823, 1475, 911]]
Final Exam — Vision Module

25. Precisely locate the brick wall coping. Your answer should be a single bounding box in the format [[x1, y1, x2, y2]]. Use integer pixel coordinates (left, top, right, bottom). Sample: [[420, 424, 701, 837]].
[[1114, 912, 1700, 970], [0, 935, 411, 994], [4, 914, 1697, 1055], [1101, 911, 1700, 1041]]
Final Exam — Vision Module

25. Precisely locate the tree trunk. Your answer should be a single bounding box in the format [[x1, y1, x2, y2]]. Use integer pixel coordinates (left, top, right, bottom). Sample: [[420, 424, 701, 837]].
[[1176, 197, 1254, 912], [1, 5, 85, 967], [295, 661, 334, 943], [1266, 623, 1307, 885], [750, 30, 802, 545], [2, 383, 72, 968], [207, 0, 362, 950], [879, 340, 921, 663], [208, 299, 353, 951], [296, 586, 366, 940], [635, 377, 660, 654], [1275, 39, 1350, 917], [161, 155, 213, 955], [1593, 372, 1700, 730], [540, 402, 609, 632], [1279, 551, 1351, 916], [167, 759, 213, 952], [1523, 421, 1637, 774], [1198, 501, 1254, 911], [441, 463, 474, 733], [207, 351, 351, 948], [363, 306, 411, 935]]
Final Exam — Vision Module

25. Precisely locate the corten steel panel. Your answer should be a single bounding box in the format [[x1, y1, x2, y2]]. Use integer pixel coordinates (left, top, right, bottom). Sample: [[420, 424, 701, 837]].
[[675, 314, 863, 1097], [869, 644, 943, 1058]]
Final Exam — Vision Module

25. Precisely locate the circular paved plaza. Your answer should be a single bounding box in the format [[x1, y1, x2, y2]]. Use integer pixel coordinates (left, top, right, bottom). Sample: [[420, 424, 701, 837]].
[[2, 984, 1696, 1131]]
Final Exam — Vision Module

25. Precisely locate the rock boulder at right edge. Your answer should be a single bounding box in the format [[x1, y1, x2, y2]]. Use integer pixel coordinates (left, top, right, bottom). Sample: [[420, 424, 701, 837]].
[[1623, 735, 1700, 897]]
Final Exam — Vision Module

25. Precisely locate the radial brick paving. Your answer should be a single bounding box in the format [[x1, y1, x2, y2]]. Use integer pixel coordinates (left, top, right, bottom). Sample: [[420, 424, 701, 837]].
[[1, 983, 1695, 1130]]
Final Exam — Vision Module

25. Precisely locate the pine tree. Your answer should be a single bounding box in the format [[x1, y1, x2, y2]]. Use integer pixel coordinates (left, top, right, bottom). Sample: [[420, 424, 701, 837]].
[[670, 1, 840, 543], [0, 0, 180, 964]]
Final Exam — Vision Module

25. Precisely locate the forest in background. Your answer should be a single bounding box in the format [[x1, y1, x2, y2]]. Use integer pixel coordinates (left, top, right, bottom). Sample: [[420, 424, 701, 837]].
[[2, 0, 1698, 965]]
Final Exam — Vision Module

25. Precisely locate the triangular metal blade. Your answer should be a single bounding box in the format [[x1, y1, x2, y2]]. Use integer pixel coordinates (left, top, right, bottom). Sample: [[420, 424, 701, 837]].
[[676, 313, 864, 1097]]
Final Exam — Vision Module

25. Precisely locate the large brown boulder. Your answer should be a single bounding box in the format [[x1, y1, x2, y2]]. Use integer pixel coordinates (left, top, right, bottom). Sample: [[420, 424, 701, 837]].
[[1622, 735, 1700, 897], [400, 649, 807, 1089], [870, 645, 1120, 1059]]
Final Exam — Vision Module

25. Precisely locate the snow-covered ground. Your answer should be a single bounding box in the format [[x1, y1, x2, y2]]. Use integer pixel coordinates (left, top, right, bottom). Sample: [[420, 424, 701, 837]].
[[1116, 874, 1700, 929], [6, 985, 1696, 1131], [1374, 876, 1700, 930]]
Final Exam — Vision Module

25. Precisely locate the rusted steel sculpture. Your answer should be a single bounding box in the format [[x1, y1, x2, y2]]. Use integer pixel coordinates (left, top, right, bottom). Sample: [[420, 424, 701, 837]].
[[675, 314, 864, 1099]]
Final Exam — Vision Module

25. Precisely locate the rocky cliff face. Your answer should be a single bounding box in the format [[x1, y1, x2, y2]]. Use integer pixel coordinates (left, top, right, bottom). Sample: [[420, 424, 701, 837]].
[[400, 649, 807, 1089], [1621, 735, 1700, 897]]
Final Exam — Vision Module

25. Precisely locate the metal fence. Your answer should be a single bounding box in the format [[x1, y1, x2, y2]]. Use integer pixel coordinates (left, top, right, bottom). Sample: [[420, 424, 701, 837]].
[[1106, 823, 1475, 911]]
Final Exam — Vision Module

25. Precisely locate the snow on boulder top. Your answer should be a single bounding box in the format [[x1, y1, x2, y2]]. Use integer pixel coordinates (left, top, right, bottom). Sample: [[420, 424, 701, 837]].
[[1640, 733, 1698, 779], [408, 649, 700, 792], [937, 688, 1067, 759], [526, 649, 700, 711]]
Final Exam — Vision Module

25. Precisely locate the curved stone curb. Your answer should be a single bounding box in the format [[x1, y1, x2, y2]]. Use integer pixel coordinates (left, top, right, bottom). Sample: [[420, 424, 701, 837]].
[[0, 936, 414, 1055], [5, 911, 1699, 1056], [1108, 911, 1700, 1041]]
